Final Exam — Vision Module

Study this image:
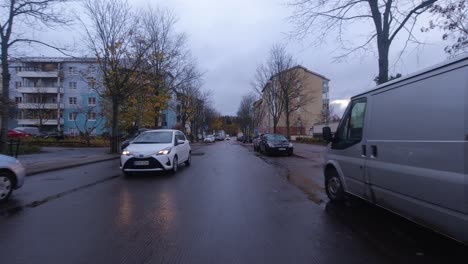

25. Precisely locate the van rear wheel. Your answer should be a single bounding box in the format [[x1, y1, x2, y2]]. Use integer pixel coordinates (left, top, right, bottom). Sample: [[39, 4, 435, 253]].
[[325, 169, 345, 202]]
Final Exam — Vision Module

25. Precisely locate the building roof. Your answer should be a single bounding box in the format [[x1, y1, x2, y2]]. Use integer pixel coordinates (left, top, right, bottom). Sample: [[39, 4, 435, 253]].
[[11, 57, 97, 63], [262, 65, 329, 92], [291, 65, 330, 81]]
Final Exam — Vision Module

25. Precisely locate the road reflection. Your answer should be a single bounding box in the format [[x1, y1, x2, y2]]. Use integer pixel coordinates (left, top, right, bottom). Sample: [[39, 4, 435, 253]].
[[117, 187, 133, 228], [157, 190, 176, 233], [324, 200, 468, 263]]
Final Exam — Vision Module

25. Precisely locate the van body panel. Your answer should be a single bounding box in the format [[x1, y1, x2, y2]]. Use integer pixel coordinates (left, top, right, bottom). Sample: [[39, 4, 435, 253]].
[[324, 55, 468, 244], [372, 184, 468, 243]]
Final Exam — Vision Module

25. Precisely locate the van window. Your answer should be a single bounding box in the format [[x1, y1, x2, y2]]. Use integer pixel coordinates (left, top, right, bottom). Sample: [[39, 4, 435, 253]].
[[333, 98, 367, 149]]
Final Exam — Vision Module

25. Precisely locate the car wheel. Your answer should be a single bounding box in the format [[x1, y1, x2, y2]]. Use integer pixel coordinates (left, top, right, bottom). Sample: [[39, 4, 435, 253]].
[[325, 169, 345, 202], [0, 171, 14, 202], [185, 152, 191, 166], [172, 156, 178, 174]]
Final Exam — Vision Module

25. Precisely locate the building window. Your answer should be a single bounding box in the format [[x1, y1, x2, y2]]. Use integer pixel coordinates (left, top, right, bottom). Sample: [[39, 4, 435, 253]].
[[69, 82, 77, 89], [88, 112, 96, 121], [323, 92, 329, 100], [323, 81, 329, 93], [15, 97, 22, 103], [88, 97, 96, 106], [15, 82, 22, 89], [69, 67, 77, 74], [69, 97, 77, 105], [69, 112, 77, 121], [16, 67, 23, 72]]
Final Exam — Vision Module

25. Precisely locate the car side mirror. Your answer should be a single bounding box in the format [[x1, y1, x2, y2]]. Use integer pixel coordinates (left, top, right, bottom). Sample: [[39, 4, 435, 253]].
[[323, 127, 333, 142], [177, 139, 185, 145]]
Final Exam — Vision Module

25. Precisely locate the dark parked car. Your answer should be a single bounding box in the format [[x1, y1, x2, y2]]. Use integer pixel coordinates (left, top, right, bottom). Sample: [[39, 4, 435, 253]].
[[258, 134, 293, 156], [120, 128, 151, 151], [253, 134, 264, 151]]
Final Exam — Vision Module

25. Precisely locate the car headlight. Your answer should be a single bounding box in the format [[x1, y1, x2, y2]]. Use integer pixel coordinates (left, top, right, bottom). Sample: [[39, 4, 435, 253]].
[[122, 149, 131, 155], [268, 142, 274, 148], [157, 147, 172, 155], [289, 143, 293, 147]]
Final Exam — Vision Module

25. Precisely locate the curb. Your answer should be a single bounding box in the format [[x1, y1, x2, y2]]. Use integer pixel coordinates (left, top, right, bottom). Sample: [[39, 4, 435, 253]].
[[26, 156, 120, 176]]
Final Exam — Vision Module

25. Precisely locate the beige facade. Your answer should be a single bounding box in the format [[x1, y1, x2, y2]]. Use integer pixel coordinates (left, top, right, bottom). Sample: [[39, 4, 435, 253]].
[[255, 66, 329, 136]]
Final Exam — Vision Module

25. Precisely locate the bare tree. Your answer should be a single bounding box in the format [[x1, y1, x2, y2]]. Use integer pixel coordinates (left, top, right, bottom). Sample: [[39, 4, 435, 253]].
[[141, 7, 203, 127], [74, 105, 104, 146], [288, 0, 438, 84], [172, 80, 205, 137], [237, 93, 257, 137], [0, 0, 70, 153], [253, 99, 266, 133], [80, 0, 154, 153], [253, 64, 284, 134], [32, 86, 56, 129], [424, 0, 467, 55], [270, 45, 315, 139], [253, 45, 313, 137]]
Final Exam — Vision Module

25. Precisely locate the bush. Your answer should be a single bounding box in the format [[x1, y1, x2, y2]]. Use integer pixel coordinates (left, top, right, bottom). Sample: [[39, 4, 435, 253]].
[[294, 137, 327, 145]]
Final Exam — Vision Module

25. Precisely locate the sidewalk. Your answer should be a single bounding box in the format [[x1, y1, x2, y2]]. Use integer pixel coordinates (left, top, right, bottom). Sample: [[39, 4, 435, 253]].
[[18, 144, 205, 176], [18, 147, 120, 176]]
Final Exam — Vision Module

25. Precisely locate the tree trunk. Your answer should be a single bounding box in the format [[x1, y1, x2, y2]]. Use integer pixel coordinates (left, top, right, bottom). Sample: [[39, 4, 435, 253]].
[[110, 102, 120, 153], [377, 38, 390, 84], [1, 44, 10, 154], [285, 112, 291, 139]]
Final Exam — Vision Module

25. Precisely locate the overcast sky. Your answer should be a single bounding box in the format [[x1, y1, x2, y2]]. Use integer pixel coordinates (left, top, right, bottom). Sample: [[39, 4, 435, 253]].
[[19, 0, 450, 116]]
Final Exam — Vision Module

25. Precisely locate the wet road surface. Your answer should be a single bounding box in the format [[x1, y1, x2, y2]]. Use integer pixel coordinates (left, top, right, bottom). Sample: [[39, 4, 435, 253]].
[[0, 141, 466, 263]]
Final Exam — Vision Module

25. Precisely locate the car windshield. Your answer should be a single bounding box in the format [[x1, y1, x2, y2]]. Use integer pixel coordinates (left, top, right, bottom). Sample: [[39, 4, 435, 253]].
[[266, 134, 287, 141], [132, 131, 173, 144]]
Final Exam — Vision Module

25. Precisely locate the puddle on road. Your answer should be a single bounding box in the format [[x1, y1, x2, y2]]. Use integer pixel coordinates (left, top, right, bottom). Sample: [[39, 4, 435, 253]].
[[286, 170, 325, 205]]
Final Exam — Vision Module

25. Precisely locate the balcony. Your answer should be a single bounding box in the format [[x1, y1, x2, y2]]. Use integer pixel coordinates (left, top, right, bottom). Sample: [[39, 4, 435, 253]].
[[17, 103, 64, 109], [17, 70, 59, 78], [17, 87, 64, 94], [17, 118, 64, 126]]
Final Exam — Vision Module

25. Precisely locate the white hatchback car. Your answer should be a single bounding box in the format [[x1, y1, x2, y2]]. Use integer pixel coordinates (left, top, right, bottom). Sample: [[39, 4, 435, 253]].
[[120, 129, 191, 176], [0, 154, 26, 202]]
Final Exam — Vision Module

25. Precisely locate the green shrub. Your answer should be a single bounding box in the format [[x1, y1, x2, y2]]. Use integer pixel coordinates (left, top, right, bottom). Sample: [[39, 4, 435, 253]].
[[294, 137, 327, 145]]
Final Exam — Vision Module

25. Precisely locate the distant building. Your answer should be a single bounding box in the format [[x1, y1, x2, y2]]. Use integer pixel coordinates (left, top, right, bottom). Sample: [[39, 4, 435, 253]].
[[8, 57, 107, 135], [255, 65, 330, 137], [160, 91, 178, 129]]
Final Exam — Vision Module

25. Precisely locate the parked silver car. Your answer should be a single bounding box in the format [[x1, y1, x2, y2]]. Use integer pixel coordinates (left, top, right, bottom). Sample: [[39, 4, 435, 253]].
[[0, 154, 26, 202]]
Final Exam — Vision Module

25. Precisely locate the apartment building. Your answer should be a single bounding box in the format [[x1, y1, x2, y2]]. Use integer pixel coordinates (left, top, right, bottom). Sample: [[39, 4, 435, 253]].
[[255, 65, 330, 137], [9, 57, 107, 135]]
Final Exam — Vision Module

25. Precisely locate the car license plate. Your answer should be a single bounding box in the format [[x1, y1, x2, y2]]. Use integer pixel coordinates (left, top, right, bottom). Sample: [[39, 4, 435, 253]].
[[134, 160, 149, 166], [279, 148, 286, 151]]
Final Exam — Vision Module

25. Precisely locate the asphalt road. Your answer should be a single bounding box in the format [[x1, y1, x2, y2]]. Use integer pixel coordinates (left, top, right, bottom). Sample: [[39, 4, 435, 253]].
[[0, 141, 466, 263]]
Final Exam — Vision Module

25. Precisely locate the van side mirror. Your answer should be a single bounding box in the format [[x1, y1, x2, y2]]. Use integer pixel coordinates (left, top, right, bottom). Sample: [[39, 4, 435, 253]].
[[323, 127, 332, 142]]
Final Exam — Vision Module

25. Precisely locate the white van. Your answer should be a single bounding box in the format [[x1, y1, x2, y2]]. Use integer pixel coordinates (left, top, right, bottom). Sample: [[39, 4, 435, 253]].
[[322, 55, 468, 244], [14, 127, 39, 136]]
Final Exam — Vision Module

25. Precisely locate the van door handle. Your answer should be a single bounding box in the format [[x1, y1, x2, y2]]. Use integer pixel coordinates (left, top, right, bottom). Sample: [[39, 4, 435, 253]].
[[371, 145, 378, 158], [361, 145, 366, 157]]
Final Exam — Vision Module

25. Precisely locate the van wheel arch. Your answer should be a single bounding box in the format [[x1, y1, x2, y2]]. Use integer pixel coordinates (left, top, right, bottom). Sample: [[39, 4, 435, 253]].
[[324, 165, 345, 202], [0, 169, 16, 187]]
